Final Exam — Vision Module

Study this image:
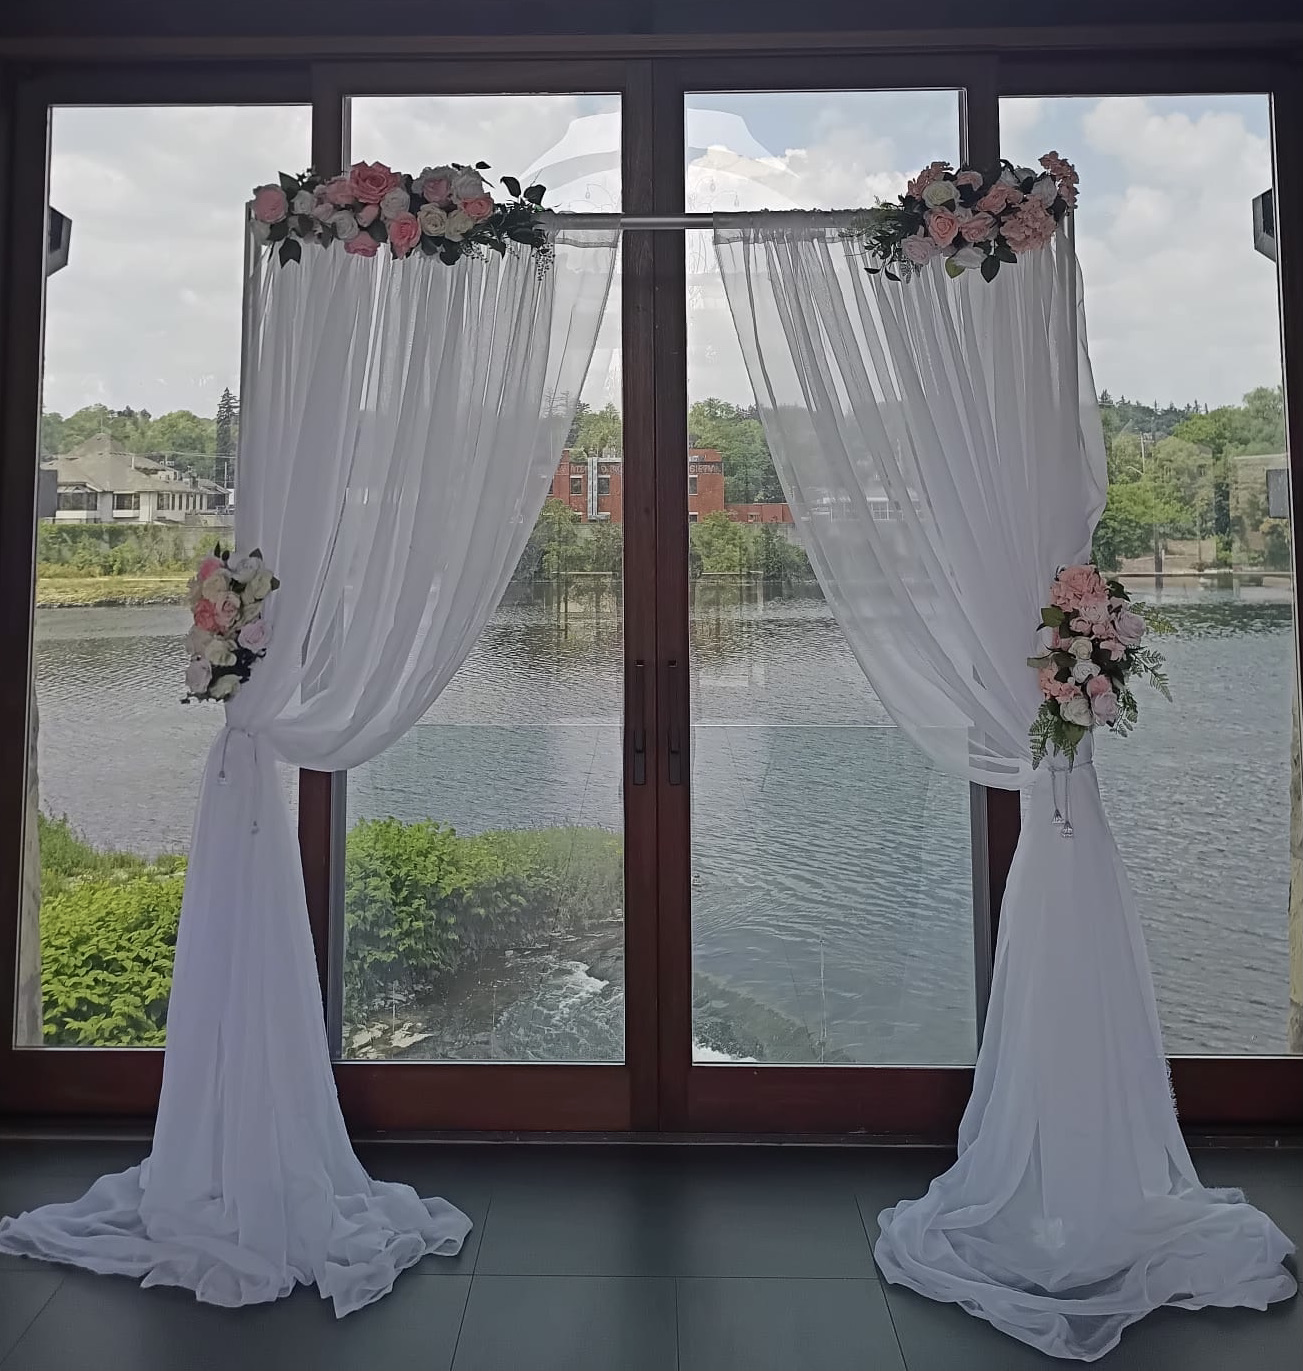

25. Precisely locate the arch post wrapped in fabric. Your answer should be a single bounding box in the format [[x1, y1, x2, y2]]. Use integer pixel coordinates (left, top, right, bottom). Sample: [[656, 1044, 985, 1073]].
[[0, 224, 619, 1315], [713, 213, 1296, 1361]]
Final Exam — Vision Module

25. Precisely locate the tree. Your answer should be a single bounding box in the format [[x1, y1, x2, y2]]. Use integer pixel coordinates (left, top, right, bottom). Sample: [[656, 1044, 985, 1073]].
[[40, 411, 67, 456], [215, 387, 238, 488], [570, 402, 622, 458], [145, 410, 217, 480], [688, 397, 782, 503], [1091, 478, 1184, 573]]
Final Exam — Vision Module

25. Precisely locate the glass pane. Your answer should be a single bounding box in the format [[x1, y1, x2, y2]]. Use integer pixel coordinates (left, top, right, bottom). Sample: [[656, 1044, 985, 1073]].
[[1002, 94, 1297, 1056], [685, 91, 976, 1066], [343, 95, 624, 1062], [24, 104, 309, 1047], [348, 94, 621, 211]]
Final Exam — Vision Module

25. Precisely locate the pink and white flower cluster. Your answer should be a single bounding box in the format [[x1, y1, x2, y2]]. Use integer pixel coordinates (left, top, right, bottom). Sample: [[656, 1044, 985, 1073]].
[[1028, 563, 1169, 765], [250, 161, 550, 269], [851, 151, 1078, 283], [182, 547, 279, 703]]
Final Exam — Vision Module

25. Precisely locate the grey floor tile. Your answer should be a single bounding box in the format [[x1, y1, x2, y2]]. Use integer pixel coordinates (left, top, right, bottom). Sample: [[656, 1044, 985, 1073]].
[[0, 1272, 62, 1365], [477, 1163, 875, 1277], [1191, 1149, 1303, 1246], [452, 1275, 677, 1371], [849, 1151, 953, 1249], [677, 1277, 905, 1371], [1, 1267, 469, 1371], [882, 1277, 1303, 1371]]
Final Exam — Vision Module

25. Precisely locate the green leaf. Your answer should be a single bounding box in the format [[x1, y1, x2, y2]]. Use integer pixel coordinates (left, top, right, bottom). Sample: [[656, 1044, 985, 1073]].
[[980, 254, 1001, 282], [278, 171, 299, 195], [944, 258, 965, 278], [366, 220, 387, 242], [523, 184, 545, 205], [995, 241, 1018, 264], [278, 237, 301, 266], [884, 269, 901, 282], [475, 161, 490, 169], [500, 175, 522, 198], [268, 219, 289, 242], [1041, 605, 1066, 627], [419, 235, 439, 256]]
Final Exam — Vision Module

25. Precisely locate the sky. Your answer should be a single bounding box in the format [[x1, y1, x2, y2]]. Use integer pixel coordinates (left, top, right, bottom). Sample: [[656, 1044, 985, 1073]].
[[41, 89, 1282, 430]]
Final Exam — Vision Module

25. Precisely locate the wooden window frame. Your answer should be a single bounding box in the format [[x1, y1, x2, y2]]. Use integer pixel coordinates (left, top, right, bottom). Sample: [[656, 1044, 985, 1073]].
[[0, 41, 1300, 1136]]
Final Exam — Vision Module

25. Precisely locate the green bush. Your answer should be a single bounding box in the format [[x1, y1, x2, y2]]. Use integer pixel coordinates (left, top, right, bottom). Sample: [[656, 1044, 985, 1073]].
[[41, 869, 183, 1046], [36, 523, 209, 579]]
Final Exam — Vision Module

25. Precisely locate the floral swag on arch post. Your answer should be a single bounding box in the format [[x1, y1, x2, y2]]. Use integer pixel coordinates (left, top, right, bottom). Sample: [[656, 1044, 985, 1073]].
[[711, 150, 1297, 1361]]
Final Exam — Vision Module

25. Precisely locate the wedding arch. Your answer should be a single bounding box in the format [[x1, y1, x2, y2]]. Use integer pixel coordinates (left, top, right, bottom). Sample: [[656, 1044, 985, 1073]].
[[0, 153, 1294, 1359]]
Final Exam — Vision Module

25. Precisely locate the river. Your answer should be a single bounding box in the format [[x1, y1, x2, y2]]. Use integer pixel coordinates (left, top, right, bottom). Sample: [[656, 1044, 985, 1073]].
[[31, 579, 1298, 1063]]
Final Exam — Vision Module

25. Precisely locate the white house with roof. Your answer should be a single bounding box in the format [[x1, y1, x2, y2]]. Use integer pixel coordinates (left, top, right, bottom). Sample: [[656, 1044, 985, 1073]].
[[41, 434, 229, 525]]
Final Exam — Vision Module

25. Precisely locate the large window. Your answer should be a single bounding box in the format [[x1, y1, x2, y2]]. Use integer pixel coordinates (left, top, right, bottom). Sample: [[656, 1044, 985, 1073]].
[[1002, 93, 1298, 1057], [21, 103, 309, 1049]]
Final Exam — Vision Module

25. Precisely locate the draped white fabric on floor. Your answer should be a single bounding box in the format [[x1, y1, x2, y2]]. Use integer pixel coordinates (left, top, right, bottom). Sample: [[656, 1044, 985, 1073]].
[[714, 216, 1297, 1361], [0, 227, 618, 1316]]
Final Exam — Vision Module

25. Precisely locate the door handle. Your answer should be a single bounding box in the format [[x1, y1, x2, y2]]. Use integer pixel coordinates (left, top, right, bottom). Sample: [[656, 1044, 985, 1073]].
[[667, 658, 684, 786], [631, 659, 647, 786]]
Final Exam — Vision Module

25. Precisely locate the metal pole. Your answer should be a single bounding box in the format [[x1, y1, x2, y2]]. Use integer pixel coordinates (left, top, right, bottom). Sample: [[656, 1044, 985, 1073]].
[[540, 210, 863, 231]]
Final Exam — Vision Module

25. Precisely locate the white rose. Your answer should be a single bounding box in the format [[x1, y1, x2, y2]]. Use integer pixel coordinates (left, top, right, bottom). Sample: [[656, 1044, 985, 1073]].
[[414, 164, 457, 196], [292, 188, 315, 215], [203, 636, 237, 667], [442, 208, 476, 242], [200, 571, 231, 602], [184, 656, 212, 695], [1069, 637, 1094, 660], [229, 553, 263, 581], [451, 168, 486, 200], [1031, 175, 1059, 205], [379, 186, 411, 222], [185, 625, 213, 656], [1070, 659, 1100, 683], [922, 179, 956, 207], [250, 219, 272, 245], [1014, 166, 1035, 182], [950, 244, 985, 270], [329, 209, 360, 242], [241, 568, 274, 603], [999, 165, 1021, 187], [417, 203, 449, 237], [238, 600, 263, 626], [209, 674, 241, 701], [1033, 625, 1057, 656], [1060, 694, 1094, 728]]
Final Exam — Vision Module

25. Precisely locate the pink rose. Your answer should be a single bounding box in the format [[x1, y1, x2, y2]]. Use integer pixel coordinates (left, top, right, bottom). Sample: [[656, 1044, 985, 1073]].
[[976, 183, 1022, 214], [1086, 673, 1113, 698], [387, 211, 421, 258], [310, 195, 336, 222], [1099, 637, 1126, 661], [345, 232, 380, 258], [213, 591, 242, 631], [193, 600, 219, 632], [1050, 678, 1081, 706], [323, 176, 355, 206], [197, 555, 224, 581], [422, 176, 452, 205], [959, 211, 996, 243], [349, 161, 400, 205], [357, 203, 380, 227], [251, 186, 288, 224], [1091, 689, 1120, 724], [1114, 608, 1146, 647], [906, 161, 952, 200], [926, 209, 959, 246], [237, 617, 272, 653], [459, 193, 495, 222], [955, 169, 983, 188], [901, 231, 939, 266]]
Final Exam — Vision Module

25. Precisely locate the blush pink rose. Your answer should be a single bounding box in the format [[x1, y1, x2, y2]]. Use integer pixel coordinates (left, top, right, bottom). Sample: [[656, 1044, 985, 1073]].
[[349, 161, 400, 204], [251, 186, 288, 223], [1050, 678, 1081, 706], [1002, 197, 1056, 252], [459, 193, 495, 222], [357, 203, 380, 227], [323, 176, 355, 206], [1086, 673, 1113, 698], [959, 211, 996, 243], [422, 176, 452, 204], [1099, 637, 1126, 661], [955, 169, 983, 188], [926, 209, 959, 246], [906, 161, 951, 199], [976, 183, 1022, 214], [901, 232, 939, 266], [193, 599, 219, 632], [237, 617, 272, 653], [310, 194, 336, 222], [1091, 689, 1120, 724], [197, 555, 224, 581], [213, 591, 242, 631], [387, 211, 421, 257], [345, 232, 380, 258]]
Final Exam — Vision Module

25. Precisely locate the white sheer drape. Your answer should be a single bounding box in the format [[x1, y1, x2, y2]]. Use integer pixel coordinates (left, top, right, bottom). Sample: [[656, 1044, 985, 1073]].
[[0, 229, 617, 1316], [715, 217, 1296, 1361]]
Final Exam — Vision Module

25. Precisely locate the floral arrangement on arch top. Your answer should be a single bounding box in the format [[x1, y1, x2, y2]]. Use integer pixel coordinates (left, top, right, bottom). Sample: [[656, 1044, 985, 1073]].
[[250, 161, 550, 268], [848, 151, 1078, 282]]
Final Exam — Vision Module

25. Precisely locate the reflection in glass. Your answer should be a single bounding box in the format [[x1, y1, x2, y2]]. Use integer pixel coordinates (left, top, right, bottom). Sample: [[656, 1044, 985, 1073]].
[[1003, 94, 1298, 1054]]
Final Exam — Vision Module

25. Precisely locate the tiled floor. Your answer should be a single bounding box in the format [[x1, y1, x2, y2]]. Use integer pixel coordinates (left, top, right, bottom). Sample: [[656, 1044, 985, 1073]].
[[0, 1139, 1298, 1370]]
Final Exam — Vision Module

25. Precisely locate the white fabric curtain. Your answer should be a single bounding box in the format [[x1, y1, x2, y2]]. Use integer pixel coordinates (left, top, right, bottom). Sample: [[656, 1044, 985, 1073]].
[[714, 216, 1296, 1361], [0, 228, 618, 1316]]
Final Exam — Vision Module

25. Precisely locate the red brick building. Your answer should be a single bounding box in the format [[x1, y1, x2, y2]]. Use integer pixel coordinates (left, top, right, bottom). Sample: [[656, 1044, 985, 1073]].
[[551, 447, 791, 527]]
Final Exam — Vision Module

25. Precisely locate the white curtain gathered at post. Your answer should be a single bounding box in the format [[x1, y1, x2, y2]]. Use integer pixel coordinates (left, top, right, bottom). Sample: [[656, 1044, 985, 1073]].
[[0, 227, 618, 1316], [714, 215, 1296, 1361]]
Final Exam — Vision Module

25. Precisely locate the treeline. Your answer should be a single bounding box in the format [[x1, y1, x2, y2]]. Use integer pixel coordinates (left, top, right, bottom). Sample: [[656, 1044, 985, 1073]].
[[41, 388, 239, 485]]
